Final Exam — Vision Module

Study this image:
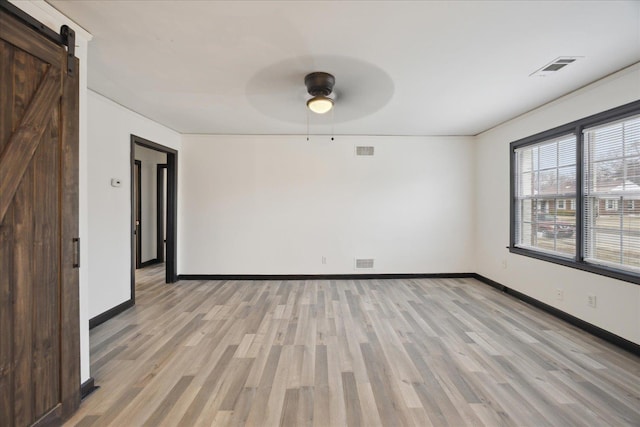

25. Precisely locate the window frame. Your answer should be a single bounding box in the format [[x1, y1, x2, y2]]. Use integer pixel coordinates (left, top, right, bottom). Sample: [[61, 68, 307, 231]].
[[605, 199, 618, 211], [510, 99, 640, 285]]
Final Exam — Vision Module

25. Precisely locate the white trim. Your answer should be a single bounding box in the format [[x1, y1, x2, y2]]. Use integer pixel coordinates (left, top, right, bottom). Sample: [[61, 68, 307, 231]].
[[605, 199, 618, 211]]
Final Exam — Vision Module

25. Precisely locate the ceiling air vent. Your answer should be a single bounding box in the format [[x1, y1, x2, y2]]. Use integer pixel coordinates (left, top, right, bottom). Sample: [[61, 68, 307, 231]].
[[356, 146, 374, 156], [355, 258, 374, 269], [530, 57, 582, 77]]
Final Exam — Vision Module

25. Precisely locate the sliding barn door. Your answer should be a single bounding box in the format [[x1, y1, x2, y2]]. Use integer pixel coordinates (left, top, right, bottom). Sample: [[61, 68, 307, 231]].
[[0, 9, 80, 427]]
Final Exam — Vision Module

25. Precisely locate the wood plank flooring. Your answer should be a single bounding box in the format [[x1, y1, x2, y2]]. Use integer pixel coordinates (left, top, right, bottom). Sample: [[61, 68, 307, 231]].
[[66, 265, 640, 426]]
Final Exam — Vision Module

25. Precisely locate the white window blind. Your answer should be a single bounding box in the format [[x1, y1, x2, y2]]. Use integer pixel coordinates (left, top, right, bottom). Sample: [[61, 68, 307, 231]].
[[583, 114, 640, 271], [515, 135, 577, 256]]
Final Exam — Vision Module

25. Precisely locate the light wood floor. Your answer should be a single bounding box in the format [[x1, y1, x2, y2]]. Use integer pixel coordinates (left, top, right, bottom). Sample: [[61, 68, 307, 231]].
[[66, 265, 640, 426]]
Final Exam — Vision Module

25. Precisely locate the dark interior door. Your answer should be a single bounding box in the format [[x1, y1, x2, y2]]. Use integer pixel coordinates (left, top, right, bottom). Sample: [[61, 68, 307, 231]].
[[0, 9, 80, 427]]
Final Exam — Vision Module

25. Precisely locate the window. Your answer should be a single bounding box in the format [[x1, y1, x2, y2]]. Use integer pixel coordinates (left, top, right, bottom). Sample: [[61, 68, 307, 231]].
[[514, 135, 576, 257], [510, 100, 640, 284], [584, 116, 640, 271]]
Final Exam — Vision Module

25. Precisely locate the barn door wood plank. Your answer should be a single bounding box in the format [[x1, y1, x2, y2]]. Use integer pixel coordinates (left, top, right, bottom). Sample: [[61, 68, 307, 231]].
[[60, 57, 80, 418], [0, 39, 14, 154], [0, 207, 14, 426], [0, 65, 61, 223], [0, 35, 15, 427], [11, 47, 48, 134], [12, 153, 35, 426], [32, 105, 61, 418]]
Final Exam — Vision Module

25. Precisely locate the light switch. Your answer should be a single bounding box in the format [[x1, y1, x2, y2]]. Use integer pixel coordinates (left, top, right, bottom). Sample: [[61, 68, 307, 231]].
[[110, 178, 122, 187]]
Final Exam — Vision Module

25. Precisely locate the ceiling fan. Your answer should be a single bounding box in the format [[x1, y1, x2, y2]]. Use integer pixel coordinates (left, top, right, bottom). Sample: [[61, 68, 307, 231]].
[[245, 55, 393, 125], [305, 71, 335, 114]]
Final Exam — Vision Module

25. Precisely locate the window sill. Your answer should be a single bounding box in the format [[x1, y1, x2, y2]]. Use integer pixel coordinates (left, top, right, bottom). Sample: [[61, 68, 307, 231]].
[[509, 246, 640, 285]]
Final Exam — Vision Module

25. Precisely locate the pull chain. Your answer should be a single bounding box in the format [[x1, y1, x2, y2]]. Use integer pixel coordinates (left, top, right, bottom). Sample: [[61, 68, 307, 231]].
[[330, 105, 335, 142]]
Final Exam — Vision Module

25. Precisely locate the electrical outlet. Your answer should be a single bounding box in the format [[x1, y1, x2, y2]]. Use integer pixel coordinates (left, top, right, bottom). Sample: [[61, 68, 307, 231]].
[[555, 289, 564, 301], [587, 294, 597, 308], [501, 259, 507, 269], [321, 256, 326, 265]]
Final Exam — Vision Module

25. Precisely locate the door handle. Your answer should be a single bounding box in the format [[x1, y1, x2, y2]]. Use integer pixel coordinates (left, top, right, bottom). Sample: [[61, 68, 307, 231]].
[[73, 237, 80, 268]]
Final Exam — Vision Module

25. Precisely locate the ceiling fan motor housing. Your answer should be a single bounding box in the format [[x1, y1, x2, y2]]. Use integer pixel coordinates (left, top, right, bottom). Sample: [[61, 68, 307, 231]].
[[305, 72, 335, 96]]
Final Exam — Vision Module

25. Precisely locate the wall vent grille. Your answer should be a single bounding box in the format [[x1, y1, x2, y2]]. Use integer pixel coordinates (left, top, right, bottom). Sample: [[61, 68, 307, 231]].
[[530, 56, 582, 77], [356, 146, 375, 156], [355, 258, 374, 269]]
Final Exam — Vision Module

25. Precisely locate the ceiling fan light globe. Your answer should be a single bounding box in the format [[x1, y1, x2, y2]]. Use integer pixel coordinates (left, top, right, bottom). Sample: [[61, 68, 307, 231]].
[[307, 96, 333, 114]]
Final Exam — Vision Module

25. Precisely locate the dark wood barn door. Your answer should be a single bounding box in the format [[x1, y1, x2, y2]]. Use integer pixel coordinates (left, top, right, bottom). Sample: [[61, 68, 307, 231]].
[[0, 8, 80, 427]]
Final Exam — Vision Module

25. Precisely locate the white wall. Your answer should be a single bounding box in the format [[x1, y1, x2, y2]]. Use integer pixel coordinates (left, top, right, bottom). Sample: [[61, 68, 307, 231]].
[[87, 90, 180, 318], [475, 63, 640, 345], [134, 145, 166, 263], [179, 135, 476, 274], [11, 0, 93, 383]]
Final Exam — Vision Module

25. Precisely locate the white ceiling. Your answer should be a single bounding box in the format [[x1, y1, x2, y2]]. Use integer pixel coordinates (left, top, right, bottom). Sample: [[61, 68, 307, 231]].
[[47, 0, 640, 136]]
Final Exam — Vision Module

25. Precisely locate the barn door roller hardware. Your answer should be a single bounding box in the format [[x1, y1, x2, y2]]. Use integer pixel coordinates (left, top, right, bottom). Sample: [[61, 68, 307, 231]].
[[60, 25, 76, 76], [0, 0, 77, 75]]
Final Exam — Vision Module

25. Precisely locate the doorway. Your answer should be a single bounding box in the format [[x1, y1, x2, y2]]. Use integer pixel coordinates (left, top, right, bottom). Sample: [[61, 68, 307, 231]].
[[130, 135, 178, 304], [133, 147, 164, 270]]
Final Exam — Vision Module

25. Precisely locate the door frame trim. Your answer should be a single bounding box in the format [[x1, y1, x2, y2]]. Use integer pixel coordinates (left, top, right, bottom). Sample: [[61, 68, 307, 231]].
[[130, 135, 178, 303], [156, 163, 167, 263], [134, 159, 142, 269]]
